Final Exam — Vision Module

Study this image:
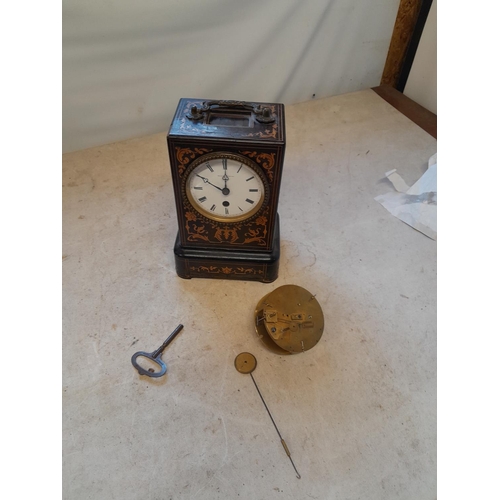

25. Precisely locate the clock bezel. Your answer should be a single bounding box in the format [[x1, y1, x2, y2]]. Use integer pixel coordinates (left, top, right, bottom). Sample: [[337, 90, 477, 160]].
[[183, 151, 270, 224]]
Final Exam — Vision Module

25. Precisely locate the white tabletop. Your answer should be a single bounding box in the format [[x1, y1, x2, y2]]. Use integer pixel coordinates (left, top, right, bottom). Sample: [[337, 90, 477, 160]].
[[63, 89, 437, 499]]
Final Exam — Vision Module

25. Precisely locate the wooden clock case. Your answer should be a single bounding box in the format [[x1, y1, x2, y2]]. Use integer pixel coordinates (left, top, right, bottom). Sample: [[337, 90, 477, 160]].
[[167, 98, 286, 282]]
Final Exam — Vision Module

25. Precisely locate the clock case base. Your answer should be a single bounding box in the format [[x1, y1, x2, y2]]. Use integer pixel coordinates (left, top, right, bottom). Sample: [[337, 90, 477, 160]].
[[174, 215, 280, 283]]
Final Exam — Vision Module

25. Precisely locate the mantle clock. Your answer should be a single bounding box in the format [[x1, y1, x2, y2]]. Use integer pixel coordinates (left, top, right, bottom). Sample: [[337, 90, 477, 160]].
[[167, 99, 286, 283]]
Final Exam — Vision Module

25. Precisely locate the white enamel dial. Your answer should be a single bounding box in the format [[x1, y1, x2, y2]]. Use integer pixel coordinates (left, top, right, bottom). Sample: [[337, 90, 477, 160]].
[[186, 155, 265, 221]]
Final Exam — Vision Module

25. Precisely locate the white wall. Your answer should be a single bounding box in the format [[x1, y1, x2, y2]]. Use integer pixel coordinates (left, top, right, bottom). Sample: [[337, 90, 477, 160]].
[[404, 0, 437, 114], [62, 0, 400, 153]]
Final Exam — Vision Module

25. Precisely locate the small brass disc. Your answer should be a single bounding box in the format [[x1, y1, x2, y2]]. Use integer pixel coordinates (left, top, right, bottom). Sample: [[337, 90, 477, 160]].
[[234, 352, 257, 374], [254, 285, 324, 354]]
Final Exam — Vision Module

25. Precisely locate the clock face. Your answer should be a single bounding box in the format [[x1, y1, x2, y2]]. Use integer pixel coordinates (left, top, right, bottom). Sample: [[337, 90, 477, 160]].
[[186, 153, 266, 222]]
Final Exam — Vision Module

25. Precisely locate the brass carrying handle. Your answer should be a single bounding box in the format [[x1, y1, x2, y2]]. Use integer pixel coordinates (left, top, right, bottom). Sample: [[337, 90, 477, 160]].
[[187, 100, 275, 123]]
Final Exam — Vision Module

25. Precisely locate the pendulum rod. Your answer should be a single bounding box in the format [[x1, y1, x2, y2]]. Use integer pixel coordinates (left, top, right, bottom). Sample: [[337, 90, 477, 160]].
[[249, 372, 301, 479]]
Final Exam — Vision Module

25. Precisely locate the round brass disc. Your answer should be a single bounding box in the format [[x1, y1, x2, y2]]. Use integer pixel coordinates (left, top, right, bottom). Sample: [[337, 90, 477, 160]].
[[254, 285, 324, 354], [234, 352, 257, 374]]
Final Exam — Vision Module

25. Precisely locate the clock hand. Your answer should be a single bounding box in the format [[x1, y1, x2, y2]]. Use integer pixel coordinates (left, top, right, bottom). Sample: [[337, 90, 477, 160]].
[[221, 172, 230, 195], [196, 174, 223, 192]]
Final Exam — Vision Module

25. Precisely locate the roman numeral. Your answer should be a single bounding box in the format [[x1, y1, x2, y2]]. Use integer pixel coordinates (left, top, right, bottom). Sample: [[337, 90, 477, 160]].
[[205, 163, 213, 172], [198, 196, 207, 202], [210, 204, 216, 211], [246, 176, 254, 181], [222, 158, 227, 170], [246, 198, 254, 204], [249, 188, 258, 192]]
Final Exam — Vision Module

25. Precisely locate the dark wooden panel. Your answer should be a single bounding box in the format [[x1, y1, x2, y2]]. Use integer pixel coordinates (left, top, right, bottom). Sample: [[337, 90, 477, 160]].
[[381, 0, 423, 88], [372, 85, 436, 139]]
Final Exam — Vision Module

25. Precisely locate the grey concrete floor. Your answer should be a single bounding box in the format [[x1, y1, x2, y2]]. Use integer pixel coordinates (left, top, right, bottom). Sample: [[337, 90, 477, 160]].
[[63, 90, 437, 499]]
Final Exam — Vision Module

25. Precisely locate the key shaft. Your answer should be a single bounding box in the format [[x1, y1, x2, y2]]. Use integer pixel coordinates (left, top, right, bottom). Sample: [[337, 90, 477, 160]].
[[152, 324, 184, 358]]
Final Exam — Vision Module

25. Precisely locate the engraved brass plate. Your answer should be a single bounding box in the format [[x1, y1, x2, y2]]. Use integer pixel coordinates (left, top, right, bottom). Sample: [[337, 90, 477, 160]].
[[254, 285, 324, 354]]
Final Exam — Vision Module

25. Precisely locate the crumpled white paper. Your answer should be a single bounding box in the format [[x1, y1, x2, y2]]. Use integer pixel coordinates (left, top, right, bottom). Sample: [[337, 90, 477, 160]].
[[375, 153, 437, 240]]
